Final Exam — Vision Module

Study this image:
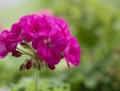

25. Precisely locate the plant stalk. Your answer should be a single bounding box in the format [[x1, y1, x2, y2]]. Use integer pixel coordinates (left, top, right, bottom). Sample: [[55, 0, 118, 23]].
[[35, 69, 39, 91]]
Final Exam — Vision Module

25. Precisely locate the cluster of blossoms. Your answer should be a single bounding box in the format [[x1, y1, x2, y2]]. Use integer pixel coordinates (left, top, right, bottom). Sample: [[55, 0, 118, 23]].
[[0, 14, 80, 70]]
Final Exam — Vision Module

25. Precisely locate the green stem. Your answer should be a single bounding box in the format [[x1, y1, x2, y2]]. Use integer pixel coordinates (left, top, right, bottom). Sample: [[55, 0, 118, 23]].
[[35, 69, 39, 91], [16, 48, 33, 57]]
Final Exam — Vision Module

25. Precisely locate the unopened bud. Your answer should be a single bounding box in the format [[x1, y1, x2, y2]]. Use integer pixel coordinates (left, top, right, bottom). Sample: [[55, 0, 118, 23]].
[[26, 60, 32, 70], [48, 64, 55, 70], [12, 50, 22, 57], [19, 63, 25, 71]]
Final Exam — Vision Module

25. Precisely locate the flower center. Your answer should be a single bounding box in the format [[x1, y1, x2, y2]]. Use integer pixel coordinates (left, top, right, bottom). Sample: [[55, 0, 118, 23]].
[[44, 38, 52, 47]]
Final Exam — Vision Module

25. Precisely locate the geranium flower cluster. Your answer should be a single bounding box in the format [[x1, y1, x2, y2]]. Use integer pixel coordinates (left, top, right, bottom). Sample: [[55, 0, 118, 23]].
[[0, 14, 81, 70]]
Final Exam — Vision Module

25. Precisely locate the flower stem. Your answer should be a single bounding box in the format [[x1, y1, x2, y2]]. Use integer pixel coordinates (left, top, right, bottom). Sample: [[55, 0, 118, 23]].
[[35, 69, 39, 91], [16, 48, 33, 57]]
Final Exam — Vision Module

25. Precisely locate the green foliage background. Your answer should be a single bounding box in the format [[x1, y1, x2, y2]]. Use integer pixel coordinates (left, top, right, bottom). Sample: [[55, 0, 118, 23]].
[[0, 0, 120, 91]]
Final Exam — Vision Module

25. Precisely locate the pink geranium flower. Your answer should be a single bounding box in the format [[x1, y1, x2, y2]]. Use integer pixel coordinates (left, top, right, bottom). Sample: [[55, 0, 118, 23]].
[[0, 14, 81, 70], [64, 37, 80, 68], [19, 14, 41, 42], [0, 30, 9, 58], [7, 23, 23, 52]]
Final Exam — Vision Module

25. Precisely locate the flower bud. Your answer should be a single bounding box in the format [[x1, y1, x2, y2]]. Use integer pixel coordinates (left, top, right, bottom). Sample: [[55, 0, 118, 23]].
[[26, 60, 32, 70], [12, 50, 22, 57], [48, 64, 55, 70], [19, 63, 25, 71]]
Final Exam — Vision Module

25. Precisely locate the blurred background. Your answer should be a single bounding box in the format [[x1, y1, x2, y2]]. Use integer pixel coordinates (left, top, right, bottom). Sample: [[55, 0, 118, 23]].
[[0, 0, 120, 91]]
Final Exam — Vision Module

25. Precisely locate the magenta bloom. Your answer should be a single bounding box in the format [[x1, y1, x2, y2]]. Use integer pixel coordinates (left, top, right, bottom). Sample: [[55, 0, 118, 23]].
[[0, 14, 81, 70], [0, 30, 9, 58], [64, 37, 80, 68], [14, 14, 39, 42], [6, 23, 23, 52]]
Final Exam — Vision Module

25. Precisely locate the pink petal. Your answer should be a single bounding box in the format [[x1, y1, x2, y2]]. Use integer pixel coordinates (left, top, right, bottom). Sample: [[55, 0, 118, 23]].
[[64, 37, 81, 67], [0, 42, 8, 58]]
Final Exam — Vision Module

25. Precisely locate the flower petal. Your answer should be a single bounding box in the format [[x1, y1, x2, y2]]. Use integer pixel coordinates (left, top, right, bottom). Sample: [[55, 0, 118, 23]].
[[64, 37, 81, 67], [0, 42, 8, 58]]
